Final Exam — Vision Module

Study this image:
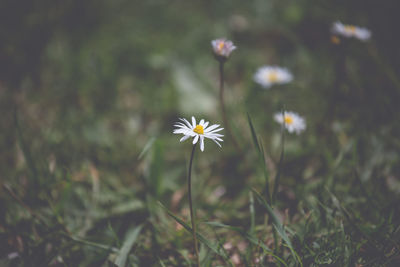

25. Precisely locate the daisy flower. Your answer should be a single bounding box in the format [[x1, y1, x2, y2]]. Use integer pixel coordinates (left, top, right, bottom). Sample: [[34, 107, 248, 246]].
[[211, 38, 237, 60], [274, 111, 306, 134], [331, 21, 371, 41], [254, 66, 293, 89], [173, 116, 224, 151]]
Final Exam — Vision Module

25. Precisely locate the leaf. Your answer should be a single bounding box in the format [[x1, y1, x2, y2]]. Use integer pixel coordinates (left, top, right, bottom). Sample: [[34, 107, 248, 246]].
[[66, 234, 119, 253], [247, 113, 261, 153], [251, 188, 303, 266], [138, 137, 156, 160], [158, 202, 229, 260], [115, 224, 144, 267], [110, 200, 145, 216], [247, 114, 271, 203], [148, 140, 164, 197]]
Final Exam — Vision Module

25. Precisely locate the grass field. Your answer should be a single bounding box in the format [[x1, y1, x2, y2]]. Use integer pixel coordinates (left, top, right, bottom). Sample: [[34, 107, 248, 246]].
[[1, 1, 400, 266]]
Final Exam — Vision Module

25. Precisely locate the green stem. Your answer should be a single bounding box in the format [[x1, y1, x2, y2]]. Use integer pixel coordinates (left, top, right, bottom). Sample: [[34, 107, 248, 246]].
[[367, 44, 400, 93], [188, 144, 200, 267], [272, 111, 285, 204], [219, 60, 240, 151]]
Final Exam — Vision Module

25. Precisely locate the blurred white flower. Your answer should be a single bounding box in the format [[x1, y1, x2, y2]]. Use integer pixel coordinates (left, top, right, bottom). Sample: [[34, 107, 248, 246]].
[[274, 111, 306, 134], [211, 38, 237, 59], [173, 116, 224, 151], [254, 66, 293, 88], [332, 21, 371, 41]]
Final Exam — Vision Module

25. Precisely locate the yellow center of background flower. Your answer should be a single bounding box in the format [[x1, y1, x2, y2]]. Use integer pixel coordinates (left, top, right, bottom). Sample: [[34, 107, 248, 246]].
[[331, 35, 340, 44], [284, 116, 293, 125], [218, 42, 225, 51], [268, 72, 278, 82], [193, 125, 204, 134], [344, 25, 356, 34]]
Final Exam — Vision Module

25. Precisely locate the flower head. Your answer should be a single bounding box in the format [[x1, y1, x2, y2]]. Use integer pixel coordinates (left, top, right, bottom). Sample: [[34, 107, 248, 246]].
[[254, 66, 293, 89], [274, 111, 306, 134], [173, 116, 224, 151], [211, 38, 237, 60], [331, 21, 371, 41]]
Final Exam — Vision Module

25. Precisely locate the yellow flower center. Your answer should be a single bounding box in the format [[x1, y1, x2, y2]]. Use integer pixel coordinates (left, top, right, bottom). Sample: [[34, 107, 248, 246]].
[[193, 125, 204, 134], [284, 116, 293, 125], [268, 72, 278, 83], [218, 42, 225, 51], [331, 35, 340, 44], [344, 25, 356, 34]]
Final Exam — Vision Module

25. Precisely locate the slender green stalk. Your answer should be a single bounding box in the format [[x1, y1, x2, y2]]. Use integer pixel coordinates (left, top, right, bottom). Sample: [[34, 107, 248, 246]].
[[187, 144, 200, 267], [272, 110, 285, 204], [367, 43, 400, 93], [218, 60, 239, 151]]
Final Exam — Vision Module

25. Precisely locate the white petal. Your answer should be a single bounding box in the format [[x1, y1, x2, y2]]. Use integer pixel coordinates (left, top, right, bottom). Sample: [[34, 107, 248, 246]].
[[205, 133, 223, 139], [200, 136, 204, 151], [173, 128, 192, 134], [208, 127, 224, 133], [274, 113, 283, 124], [180, 118, 193, 129], [174, 122, 189, 129], [212, 139, 222, 147], [203, 121, 209, 128], [200, 119, 205, 126], [185, 130, 196, 136], [180, 135, 190, 142], [193, 134, 199, 144], [173, 129, 186, 134], [204, 124, 220, 132], [192, 116, 196, 128]]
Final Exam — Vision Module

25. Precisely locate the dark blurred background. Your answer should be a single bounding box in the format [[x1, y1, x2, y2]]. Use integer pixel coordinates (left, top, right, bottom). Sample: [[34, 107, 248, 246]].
[[1, 0, 400, 265], [2, 0, 399, 180]]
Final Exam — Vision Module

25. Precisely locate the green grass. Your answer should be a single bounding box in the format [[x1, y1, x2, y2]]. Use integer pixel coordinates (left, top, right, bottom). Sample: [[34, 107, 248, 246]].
[[1, 0, 400, 266]]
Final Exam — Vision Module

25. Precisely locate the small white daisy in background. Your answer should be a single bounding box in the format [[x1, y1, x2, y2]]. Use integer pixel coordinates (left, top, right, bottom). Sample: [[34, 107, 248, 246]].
[[173, 116, 224, 151], [211, 38, 237, 60], [254, 66, 293, 89], [274, 111, 306, 134], [331, 21, 371, 41]]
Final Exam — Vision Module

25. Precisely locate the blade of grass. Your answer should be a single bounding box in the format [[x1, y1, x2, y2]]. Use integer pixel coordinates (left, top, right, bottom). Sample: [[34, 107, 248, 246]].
[[158, 202, 229, 260], [14, 108, 39, 186], [325, 188, 385, 253], [247, 113, 271, 203], [65, 234, 119, 253], [158, 257, 167, 267], [249, 191, 255, 235], [108, 221, 121, 247], [115, 224, 144, 267], [209, 227, 234, 267], [205, 221, 288, 266], [3, 184, 48, 226], [138, 137, 156, 160], [247, 113, 261, 152], [251, 188, 303, 266]]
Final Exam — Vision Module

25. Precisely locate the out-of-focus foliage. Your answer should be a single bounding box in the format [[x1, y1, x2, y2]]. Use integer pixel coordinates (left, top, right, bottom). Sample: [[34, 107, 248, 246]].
[[1, 0, 400, 266]]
